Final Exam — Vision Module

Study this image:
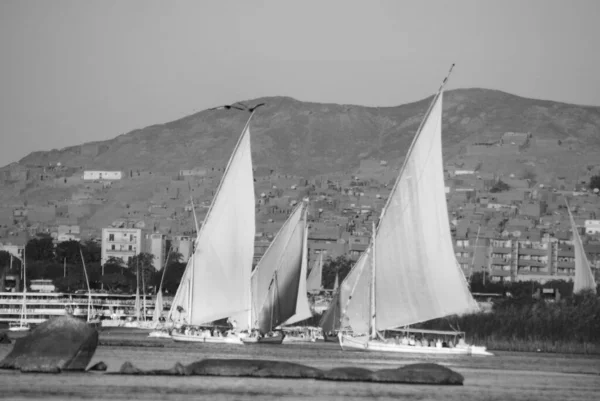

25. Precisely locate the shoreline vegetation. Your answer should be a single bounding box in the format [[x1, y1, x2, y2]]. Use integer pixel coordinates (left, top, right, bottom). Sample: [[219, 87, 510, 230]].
[[413, 278, 600, 354]]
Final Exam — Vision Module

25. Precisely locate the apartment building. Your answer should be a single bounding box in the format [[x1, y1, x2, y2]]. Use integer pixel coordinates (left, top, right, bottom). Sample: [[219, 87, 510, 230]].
[[100, 227, 142, 266]]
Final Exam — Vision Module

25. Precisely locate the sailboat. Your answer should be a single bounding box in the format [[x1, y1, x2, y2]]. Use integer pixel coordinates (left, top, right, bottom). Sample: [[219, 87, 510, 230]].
[[242, 201, 312, 344], [80, 248, 100, 326], [148, 247, 173, 338], [170, 110, 256, 344], [319, 249, 369, 343], [565, 200, 597, 294], [337, 66, 492, 356], [8, 251, 31, 332]]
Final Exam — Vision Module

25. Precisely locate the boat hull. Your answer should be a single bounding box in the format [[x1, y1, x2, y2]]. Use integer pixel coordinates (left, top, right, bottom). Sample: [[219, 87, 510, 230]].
[[339, 334, 493, 356], [8, 326, 31, 332], [148, 331, 172, 339], [171, 332, 243, 344], [242, 332, 285, 345]]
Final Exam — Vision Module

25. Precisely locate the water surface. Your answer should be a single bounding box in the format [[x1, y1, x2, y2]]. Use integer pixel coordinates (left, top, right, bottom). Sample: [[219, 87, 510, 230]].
[[1, 329, 598, 400]]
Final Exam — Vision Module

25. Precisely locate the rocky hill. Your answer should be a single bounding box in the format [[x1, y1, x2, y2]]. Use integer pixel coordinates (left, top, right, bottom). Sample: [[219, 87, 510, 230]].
[[9, 88, 600, 176], [1, 88, 600, 236]]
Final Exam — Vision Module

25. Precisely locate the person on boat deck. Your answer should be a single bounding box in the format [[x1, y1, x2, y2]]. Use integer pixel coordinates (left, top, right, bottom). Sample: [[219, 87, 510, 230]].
[[456, 336, 467, 348], [394, 335, 400, 344], [401, 336, 409, 345], [435, 338, 442, 348], [408, 335, 416, 346]]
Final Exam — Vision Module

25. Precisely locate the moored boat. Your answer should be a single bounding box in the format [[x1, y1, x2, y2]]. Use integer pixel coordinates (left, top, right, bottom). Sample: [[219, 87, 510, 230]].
[[242, 202, 312, 345], [336, 66, 491, 357], [166, 107, 257, 343]]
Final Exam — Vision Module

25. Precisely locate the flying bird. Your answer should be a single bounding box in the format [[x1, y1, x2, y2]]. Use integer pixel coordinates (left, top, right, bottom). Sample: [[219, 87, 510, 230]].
[[209, 102, 266, 113]]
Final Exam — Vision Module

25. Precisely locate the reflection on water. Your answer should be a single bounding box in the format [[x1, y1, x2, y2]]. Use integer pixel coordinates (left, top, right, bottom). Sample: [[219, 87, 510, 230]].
[[1, 328, 599, 400]]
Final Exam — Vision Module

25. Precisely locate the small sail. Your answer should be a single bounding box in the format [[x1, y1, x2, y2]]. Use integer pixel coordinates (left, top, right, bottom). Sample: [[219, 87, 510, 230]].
[[153, 291, 164, 322], [167, 256, 192, 323], [134, 287, 141, 321], [306, 253, 324, 292], [170, 123, 255, 329], [252, 203, 307, 333], [567, 203, 597, 294], [319, 288, 341, 334], [320, 250, 371, 334], [340, 249, 372, 334], [281, 223, 313, 326], [372, 90, 479, 331]]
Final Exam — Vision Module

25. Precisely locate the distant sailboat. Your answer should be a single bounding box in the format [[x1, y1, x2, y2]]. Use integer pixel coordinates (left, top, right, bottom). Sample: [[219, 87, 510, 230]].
[[306, 252, 324, 293], [243, 202, 312, 344], [170, 111, 256, 344], [148, 247, 172, 338], [9, 251, 30, 332], [337, 66, 492, 356], [79, 248, 100, 325], [565, 200, 597, 294]]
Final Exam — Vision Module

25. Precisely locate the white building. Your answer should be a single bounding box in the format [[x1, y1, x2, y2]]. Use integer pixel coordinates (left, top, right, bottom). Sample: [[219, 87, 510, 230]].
[[83, 171, 123, 180], [171, 235, 195, 263], [100, 228, 142, 266], [146, 233, 166, 270], [0, 243, 24, 261], [57, 224, 80, 242], [584, 220, 600, 235]]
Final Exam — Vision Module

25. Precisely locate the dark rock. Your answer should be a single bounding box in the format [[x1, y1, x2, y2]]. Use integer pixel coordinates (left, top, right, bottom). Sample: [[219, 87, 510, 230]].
[[184, 359, 323, 379], [88, 361, 107, 372], [370, 363, 464, 385], [0, 332, 11, 344], [0, 315, 98, 373], [119, 361, 144, 374], [114, 358, 463, 385], [323, 367, 374, 381]]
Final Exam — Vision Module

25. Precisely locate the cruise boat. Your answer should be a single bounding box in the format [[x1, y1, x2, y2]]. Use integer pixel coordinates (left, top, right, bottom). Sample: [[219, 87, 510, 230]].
[[0, 291, 171, 327]]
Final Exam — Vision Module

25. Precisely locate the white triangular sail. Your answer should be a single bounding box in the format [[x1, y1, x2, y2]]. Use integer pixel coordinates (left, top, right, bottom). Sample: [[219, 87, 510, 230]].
[[306, 252, 324, 292], [281, 222, 313, 326], [319, 249, 371, 334], [373, 90, 479, 331], [168, 122, 255, 329], [340, 249, 372, 334], [566, 203, 597, 294], [167, 256, 192, 323], [153, 291, 164, 323], [341, 88, 479, 334], [251, 202, 308, 333]]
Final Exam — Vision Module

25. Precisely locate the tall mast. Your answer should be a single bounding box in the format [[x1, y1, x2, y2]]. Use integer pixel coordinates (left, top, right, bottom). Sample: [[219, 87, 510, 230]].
[[23, 247, 27, 322], [370, 221, 376, 339], [79, 248, 92, 321]]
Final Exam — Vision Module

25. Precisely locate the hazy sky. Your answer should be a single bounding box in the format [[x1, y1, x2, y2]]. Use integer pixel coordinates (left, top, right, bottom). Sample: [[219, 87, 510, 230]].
[[1, 0, 598, 166]]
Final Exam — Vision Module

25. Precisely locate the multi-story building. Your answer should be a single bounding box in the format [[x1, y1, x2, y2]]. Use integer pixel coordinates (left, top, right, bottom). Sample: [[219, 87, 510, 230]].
[[146, 233, 166, 270], [100, 228, 142, 266], [170, 235, 195, 263]]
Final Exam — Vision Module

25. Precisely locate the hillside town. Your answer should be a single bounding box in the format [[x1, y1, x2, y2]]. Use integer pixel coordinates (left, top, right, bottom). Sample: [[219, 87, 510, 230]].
[[1, 130, 600, 290]]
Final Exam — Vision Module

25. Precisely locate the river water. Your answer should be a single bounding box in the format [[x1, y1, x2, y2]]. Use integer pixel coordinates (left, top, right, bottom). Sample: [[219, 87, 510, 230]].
[[1, 329, 599, 400]]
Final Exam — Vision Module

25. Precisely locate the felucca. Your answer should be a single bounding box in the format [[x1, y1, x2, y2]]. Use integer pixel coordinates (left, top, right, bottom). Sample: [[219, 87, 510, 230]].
[[336, 66, 492, 356], [565, 200, 597, 294], [8, 250, 31, 332], [170, 109, 257, 344], [242, 201, 312, 344]]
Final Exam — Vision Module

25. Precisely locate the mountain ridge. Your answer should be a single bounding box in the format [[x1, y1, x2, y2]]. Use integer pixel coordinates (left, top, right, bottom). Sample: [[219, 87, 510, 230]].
[[3, 87, 600, 182]]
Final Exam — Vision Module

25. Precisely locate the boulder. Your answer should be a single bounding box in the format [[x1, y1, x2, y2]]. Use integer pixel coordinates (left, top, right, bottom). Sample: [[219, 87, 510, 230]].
[[0, 332, 11, 344], [0, 315, 98, 373], [184, 359, 323, 379], [113, 358, 463, 384], [87, 361, 108, 372], [322, 367, 374, 381], [370, 363, 464, 385]]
